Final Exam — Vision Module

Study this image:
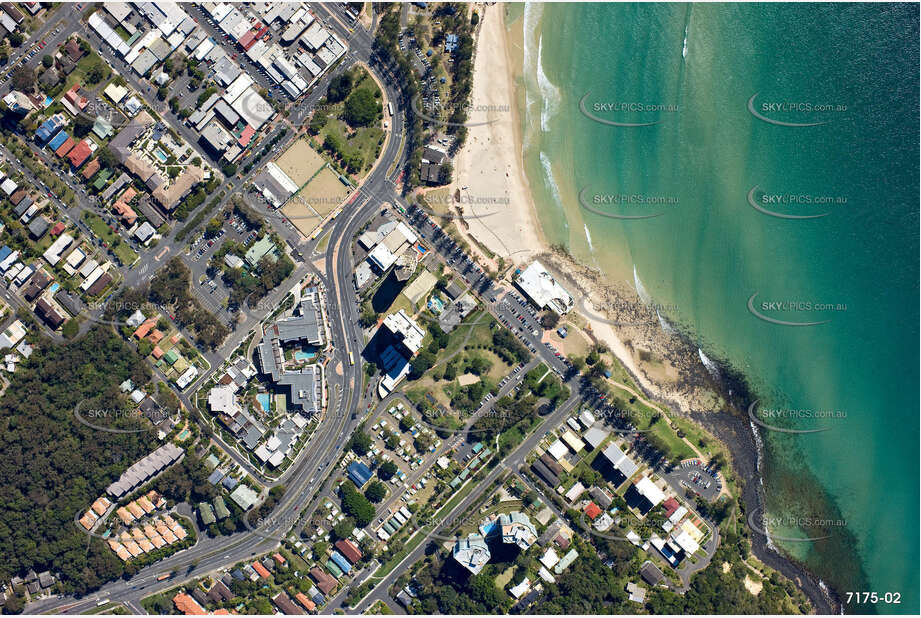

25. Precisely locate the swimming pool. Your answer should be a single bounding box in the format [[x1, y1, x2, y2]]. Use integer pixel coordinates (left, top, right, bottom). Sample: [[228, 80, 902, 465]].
[[256, 393, 270, 412], [294, 350, 316, 362], [153, 148, 168, 162], [427, 295, 445, 314]]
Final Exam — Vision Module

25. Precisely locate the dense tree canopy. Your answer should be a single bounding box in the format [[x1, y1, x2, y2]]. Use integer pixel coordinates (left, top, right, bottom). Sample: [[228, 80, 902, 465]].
[[0, 327, 155, 595]]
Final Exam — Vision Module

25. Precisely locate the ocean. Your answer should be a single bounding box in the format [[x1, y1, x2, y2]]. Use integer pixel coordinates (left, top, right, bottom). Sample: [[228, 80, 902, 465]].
[[516, 2, 919, 612]]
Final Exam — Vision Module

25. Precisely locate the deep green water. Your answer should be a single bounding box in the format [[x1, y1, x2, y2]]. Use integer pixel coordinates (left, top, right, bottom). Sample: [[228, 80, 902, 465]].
[[517, 2, 918, 611]]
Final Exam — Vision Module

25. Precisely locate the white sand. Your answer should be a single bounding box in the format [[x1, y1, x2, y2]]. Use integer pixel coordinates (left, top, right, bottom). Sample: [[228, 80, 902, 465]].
[[447, 4, 544, 264]]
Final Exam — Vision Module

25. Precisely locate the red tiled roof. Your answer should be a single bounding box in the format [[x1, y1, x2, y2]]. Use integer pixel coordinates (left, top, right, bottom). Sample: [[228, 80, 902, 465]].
[[294, 592, 315, 612], [252, 561, 271, 579], [68, 139, 92, 168], [584, 501, 602, 521], [119, 187, 137, 203], [81, 158, 100, 179], [134, 317, 157, 339], [237, 124, 255, 147], [172, 593, 206, 615], [55, 136, 75, 157], [663, 497, 680, 518], [50, 222, 65, 236], [334, 539, 362, 564]]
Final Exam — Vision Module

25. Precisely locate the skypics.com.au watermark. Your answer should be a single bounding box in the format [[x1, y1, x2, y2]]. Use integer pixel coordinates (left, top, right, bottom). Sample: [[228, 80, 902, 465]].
[[579, 92, 678, 127], [747, 93, 847, 127], [577, 294, 681, 328], [578, 187, 679, 220], [747, 292, 846, 327], [747, 186, 846, 220], [747, 507, 846, 543], [73, 399, 175, 434], [414, 190, 511, 221], [747, 400, 845, 434], [84, 298, 172, 328], [410, 96, 511, 128]]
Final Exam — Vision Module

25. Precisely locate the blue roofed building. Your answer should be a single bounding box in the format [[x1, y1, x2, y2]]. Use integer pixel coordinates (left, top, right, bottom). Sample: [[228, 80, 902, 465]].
[[444, 33, 458, 53], [347, 461, 373, 489], [0, 246, 11, 263], [208, 468, 226, 484], [329, 551, 352, 574], [36, 113, 66, 143], [221, 475, 239, 491], [48, 130, 70, 152]]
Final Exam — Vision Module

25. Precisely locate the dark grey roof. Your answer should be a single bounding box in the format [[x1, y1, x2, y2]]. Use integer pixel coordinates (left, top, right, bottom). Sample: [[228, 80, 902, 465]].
[[640, 561, 665, 586], [28, 217, 49, 238]]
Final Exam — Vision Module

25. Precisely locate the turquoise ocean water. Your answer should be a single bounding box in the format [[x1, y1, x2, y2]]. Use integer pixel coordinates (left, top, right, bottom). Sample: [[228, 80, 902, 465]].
[[517, 2, 919, 611]]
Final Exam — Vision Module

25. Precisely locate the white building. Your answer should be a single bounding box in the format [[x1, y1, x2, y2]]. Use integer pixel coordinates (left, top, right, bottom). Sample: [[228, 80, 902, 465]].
[[515, 260, 574, 315], [382, 310, 425, 355]]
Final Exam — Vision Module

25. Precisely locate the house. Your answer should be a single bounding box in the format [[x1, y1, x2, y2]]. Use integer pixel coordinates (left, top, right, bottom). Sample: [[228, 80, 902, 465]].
[[640, 561, 665, 587], [584, 501, 602, 521], [34, 298, 65, 329], [252, 560, 271, 579], [272, 591, 304, 615], [334, 539, 362, 564], [626, 582, 647, 604], [67, 139, 93, 168], [172, 592, 206, 615], [309, 567, 337, 595], [347, 461, 373, 489], [28, 217, 49, 239]]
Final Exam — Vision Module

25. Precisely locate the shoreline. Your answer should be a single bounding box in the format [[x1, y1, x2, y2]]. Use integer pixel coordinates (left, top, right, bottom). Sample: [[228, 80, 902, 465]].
[[436, 3, 546, 266], [452, 4, 841, 614]]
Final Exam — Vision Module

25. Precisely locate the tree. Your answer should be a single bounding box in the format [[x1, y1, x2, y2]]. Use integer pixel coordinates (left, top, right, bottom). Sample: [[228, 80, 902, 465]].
[[365, 481, 387, 503], [378, 460, 398, 481], [85, 59, 105, 84], [409, 349, 436, 379], [340, 483, 375, 527], [11, 66, 34, 92], [348, 430, 372, 456], [73, 114, 94, 138], [332, 518, 355, 540], [327, 72, 353, 103], [41, 54, 53, 68], [344, 88, 379, 127], [96, 146, 117, 169], [540, 311, 560, 329]]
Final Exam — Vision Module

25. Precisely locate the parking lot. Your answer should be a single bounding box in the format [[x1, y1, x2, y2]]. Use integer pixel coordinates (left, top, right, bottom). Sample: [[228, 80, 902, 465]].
[[183, 213, 261, 324], [666, 459, 722, 501]]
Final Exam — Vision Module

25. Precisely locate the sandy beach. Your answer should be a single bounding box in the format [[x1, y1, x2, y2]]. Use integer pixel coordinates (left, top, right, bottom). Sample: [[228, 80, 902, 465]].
[[435, 4, 544, 265]]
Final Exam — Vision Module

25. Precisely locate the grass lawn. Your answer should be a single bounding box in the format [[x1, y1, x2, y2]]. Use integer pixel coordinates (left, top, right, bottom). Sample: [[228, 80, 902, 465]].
[[494, 565, 516, 590], [83, 211, 138, 265], [315, 229, 332, 253], [64, 51, 112, 93], [313, 69, 385, 176]]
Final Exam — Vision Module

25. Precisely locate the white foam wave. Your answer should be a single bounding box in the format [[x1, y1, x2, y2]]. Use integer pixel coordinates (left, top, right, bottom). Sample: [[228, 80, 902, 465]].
[[633, 265, 652, 304], [698, 347, 720, 379], [538, 151, 566, 228], [536, 34, 560, 132], [657, 309, 677, 335]]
